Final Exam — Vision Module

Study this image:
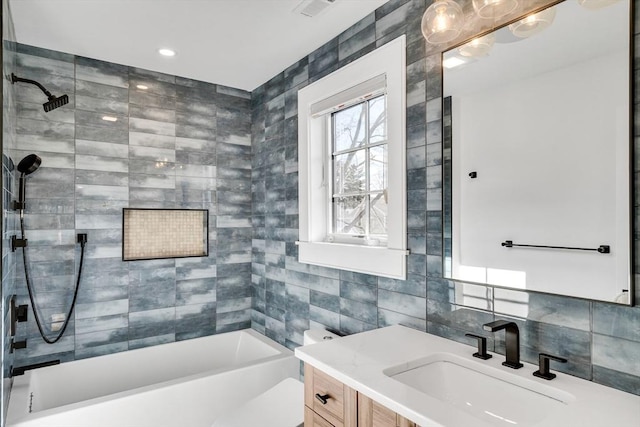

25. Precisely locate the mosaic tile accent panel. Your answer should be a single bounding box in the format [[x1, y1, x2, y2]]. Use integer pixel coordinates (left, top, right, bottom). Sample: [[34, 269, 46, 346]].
[[123, 209, 207, 260], [251, 0, 640, 396]]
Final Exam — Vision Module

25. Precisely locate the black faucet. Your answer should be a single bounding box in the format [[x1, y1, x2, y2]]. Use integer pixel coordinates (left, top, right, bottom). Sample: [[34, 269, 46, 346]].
[[533, 353, 567, 380], [483, 320, 523, 369], [465, 333, 492, 360]]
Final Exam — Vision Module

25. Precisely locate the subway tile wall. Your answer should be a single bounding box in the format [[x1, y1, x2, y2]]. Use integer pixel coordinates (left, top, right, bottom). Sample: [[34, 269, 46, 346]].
[[7, 44, 252, 368], [251, 0, 640, 395]]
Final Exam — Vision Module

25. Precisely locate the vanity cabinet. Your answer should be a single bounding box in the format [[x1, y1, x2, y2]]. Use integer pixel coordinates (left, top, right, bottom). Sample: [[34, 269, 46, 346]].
[[358, 394, 416, 427], [304, 364, 357, 427], [304, 364, 416, 427]]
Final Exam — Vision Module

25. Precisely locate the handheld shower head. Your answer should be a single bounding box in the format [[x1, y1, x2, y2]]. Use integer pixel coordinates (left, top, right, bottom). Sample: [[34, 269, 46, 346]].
[[11, 73, 69, 112], [17, 154, 42, 175], [13, 154, 42, 214]]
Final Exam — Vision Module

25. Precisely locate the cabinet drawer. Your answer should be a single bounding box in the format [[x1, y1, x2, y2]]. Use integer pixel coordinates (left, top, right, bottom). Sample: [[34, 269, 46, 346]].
[[304, 364, 357, 427], [305, 406, 341, 427]]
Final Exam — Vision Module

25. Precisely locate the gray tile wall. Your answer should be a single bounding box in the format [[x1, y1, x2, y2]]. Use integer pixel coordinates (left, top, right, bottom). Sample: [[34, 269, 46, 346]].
[[1, 0, 637, 415], [7, 44, 252, 368], [251, 0, 640, 395], [2, 0, 19, 421]]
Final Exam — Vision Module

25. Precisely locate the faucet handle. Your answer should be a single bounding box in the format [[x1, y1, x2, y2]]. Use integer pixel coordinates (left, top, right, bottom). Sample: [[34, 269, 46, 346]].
[[465, 333, 492, 360], [533, 353, 567, 380]]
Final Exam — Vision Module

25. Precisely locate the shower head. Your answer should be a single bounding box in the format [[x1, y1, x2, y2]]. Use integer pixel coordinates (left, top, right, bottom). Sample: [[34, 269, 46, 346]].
[[11, 73, 69, 112], [13, 154, 41, 213], [43, 94, 69, 112], [17, 154, 42, 175]]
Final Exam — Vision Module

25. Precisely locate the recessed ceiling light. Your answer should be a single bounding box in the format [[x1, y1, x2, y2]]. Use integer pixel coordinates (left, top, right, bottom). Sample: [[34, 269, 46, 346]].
[[158, 48, 176, 57], [102, 116, 118, 122], [136, 84, 149, 90]]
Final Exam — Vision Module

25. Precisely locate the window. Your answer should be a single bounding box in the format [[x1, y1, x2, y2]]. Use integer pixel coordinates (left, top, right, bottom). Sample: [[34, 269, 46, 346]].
[[297, 35, 407, 279], [331, 95, 388, 245]]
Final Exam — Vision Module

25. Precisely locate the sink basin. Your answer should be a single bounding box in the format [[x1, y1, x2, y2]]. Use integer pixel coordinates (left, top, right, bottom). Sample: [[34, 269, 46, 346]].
[[384, 353, 575, 427]]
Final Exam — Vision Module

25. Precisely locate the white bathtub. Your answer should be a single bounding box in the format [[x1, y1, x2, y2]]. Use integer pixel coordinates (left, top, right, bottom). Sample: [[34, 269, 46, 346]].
[[7, 329, 299, 427]]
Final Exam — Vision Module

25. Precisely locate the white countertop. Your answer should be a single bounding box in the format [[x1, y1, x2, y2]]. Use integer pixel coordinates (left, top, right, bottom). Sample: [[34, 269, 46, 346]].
[[295, 325, 640, 427]]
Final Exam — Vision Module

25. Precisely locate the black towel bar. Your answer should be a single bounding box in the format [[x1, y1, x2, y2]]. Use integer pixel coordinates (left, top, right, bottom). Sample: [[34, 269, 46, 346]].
[[501, 240, 610, 254]]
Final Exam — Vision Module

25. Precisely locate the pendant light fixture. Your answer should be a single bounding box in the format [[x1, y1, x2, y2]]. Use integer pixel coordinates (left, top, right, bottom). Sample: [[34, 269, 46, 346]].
[[421, 0, 464, 44], [458, 33, 496, 57], [509, 6, 556, 38], [472, 0, 518, 19]]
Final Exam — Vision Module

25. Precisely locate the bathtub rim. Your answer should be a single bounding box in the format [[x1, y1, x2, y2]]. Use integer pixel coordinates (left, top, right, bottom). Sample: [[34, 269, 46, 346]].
[[7, 328, 294, 425]]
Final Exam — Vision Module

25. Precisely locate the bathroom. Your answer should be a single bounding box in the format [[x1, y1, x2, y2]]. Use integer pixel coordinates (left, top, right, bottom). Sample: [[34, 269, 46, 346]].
[[1, 0, 638, 425]]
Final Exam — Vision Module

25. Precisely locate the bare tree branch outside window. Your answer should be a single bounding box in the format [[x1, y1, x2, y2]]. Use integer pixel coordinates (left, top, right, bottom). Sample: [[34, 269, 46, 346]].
[[332, 95, 388, 238]]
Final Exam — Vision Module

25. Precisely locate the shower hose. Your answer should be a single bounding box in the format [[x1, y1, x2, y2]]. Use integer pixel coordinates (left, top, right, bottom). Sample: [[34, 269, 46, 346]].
[[19, 213, 86, 344]]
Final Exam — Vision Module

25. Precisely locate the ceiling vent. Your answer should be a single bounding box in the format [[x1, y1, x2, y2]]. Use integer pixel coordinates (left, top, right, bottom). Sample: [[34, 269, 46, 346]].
[[293, 0, 337, 18]]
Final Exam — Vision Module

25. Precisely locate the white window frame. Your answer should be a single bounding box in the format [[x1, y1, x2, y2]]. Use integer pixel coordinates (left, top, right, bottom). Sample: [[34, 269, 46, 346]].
[[297, 35, 407, 280]]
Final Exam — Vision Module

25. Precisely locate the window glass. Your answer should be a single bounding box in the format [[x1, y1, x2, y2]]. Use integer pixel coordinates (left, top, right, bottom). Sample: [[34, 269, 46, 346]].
[[333, 103, 366, 152], [369, 193, 387, 235], [369, 145, 387, 192], [331, 95, 387, 239], [333, 150, 366, 195], [369, 96, 387, 144], [334, 195, 366, 234]]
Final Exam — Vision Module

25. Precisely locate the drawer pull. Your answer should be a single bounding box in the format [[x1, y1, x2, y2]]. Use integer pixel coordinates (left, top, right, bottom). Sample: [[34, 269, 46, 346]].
[[315, 393, 330, 405]]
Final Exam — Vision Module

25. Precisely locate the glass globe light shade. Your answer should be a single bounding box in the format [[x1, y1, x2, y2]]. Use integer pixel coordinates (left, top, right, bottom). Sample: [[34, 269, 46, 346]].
[[458, 33, 496, 57], [421, 0, 464, 44], [577, 0, 621, 10], [509, 7, 556, 38], [472, 0, 518, 19]]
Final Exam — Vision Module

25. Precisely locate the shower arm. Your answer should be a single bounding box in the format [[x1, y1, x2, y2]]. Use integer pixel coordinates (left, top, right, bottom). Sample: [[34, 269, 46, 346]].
[[11, 73, 55, 100]]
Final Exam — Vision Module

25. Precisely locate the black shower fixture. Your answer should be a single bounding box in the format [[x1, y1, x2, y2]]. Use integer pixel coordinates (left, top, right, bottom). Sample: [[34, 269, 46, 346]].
[[13, 154, 41, 213], [11, 153, 88, 344], [11, 73, 69, 112], [17, 153, 41, 175]]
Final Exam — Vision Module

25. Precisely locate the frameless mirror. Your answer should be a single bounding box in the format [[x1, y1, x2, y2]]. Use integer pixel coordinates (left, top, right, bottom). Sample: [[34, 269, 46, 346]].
[[442, 0, 632, 304]]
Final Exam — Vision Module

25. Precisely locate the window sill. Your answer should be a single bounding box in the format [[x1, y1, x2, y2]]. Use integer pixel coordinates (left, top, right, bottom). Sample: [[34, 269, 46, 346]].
[[297, 241, 408, 279]]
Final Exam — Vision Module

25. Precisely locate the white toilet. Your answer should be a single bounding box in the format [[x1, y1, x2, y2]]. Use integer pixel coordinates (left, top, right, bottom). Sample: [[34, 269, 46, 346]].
[[211, 329, 340, 427]]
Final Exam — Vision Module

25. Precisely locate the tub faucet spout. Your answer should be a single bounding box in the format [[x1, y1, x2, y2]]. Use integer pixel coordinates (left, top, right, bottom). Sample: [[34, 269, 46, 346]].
[[483, 320, 523, 369]]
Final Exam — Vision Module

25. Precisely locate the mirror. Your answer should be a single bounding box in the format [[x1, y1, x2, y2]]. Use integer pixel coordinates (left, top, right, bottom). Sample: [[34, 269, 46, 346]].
[[442, 0, 632, 304]]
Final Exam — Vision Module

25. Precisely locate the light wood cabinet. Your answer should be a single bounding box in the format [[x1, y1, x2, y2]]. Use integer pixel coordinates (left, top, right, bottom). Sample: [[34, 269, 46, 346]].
[[305, 406, 338, 427], [304, 364, 357, 427], [304, 364, 417, 427], [358, 393, 416, 427]]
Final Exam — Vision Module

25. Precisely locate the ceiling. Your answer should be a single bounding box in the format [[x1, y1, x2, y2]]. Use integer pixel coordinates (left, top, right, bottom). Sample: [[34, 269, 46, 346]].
[[9, 0, 388, 92]]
